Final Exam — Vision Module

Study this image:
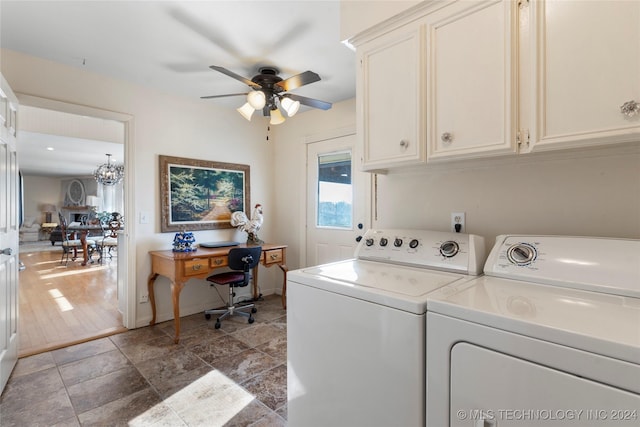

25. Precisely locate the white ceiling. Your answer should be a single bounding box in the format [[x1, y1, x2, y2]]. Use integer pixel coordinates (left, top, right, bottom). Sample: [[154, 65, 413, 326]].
[[1, 0, 356, 176]]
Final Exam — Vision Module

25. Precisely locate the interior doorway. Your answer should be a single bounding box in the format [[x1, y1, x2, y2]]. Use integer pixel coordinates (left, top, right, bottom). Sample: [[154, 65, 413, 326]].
[[16, 94, 135, 355]]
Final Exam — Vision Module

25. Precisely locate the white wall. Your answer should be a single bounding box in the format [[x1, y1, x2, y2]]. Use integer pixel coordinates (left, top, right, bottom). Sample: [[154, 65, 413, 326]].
[[340, 0, 421, 41], [374, 146, 640, 253], [2, 48, 278, 327], [22, 175, 62, 224]]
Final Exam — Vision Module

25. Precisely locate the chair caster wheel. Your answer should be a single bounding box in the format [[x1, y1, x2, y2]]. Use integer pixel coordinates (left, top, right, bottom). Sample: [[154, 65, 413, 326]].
[[205, 313, 211, 320], [251, 307, 257, 313], [215, 321, 221, 329], [248, 317, 255, 324]]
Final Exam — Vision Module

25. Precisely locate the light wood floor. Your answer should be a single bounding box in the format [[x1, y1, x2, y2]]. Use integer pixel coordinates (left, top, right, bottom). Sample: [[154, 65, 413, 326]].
[[18, 248, 127, 357]]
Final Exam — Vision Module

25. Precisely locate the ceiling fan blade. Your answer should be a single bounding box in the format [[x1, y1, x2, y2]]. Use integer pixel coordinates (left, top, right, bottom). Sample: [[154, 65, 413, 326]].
[[200, 93, 248, 99], [209, 66, 262, 89], [287, 94, 332, 110], [276, 71, 321, 91]]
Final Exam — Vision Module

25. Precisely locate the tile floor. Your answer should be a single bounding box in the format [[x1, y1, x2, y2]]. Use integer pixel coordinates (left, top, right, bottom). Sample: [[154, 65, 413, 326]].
[[0, 295, 288, 426]]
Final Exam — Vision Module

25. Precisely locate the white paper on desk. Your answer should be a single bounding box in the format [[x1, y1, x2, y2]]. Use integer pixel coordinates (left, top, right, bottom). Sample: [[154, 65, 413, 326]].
[[69, 222, 82, 227]]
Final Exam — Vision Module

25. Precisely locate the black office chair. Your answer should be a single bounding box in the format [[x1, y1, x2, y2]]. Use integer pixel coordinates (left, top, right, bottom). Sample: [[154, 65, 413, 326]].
[[205, 246, 262, 329]]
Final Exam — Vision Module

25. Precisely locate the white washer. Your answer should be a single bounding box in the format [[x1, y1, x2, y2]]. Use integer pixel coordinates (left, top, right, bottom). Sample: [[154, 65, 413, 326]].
[[287, 229, 486, 427], [427, 235, 640, 426]]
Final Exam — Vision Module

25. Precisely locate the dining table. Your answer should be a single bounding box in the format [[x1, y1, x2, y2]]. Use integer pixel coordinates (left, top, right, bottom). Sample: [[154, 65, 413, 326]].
[[67, 224, 103, 266]]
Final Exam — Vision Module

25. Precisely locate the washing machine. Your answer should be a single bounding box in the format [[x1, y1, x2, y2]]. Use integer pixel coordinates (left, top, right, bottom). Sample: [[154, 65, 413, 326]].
[[426, 235, 640, 426], [287, 229, 486, 427]]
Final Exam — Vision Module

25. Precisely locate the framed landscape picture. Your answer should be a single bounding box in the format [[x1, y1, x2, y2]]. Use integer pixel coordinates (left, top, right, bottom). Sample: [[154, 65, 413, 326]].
[[159, 155, 250, 232]]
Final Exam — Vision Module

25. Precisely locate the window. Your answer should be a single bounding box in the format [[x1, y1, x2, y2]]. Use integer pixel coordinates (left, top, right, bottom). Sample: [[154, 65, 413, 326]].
[[317, 151, 352, 228]]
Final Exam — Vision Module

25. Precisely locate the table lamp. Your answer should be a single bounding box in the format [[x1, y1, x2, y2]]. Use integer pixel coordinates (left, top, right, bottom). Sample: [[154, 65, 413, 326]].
[[42, 204, 56, 223]]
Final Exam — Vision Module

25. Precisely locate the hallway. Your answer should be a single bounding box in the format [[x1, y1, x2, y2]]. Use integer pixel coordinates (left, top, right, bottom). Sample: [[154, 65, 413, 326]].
[[18, 245, 124, 357]]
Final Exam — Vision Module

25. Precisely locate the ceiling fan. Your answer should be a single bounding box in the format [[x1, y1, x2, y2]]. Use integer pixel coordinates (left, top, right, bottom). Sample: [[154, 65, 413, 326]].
[[201, 65, 332, 124]]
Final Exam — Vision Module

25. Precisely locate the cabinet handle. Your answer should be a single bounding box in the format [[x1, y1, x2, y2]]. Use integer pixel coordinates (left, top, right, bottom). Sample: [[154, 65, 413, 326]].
[[620, 100, 640, 117], [214, 259, 223, 265], [192, 264, 202, 271], [441, 132, 453, 143], [399, 140, 408, 148], [270, 253, 278, 260]]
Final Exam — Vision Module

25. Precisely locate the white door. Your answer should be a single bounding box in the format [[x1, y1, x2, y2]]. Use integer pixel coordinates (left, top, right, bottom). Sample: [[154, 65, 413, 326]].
[[0, 74, 19, 394], [306, 133, 368, 266]]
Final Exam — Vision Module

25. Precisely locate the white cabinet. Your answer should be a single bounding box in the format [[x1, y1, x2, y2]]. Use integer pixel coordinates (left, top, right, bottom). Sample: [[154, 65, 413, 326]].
[[352, 0, 640, 170], [356, 20, 425, 171], [525, 0, 640, 152], [426, 0, 518, 161]]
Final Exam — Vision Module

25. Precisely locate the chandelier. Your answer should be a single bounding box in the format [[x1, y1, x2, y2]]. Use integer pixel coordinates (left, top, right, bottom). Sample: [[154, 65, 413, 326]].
[[94, 154, 124, 186]]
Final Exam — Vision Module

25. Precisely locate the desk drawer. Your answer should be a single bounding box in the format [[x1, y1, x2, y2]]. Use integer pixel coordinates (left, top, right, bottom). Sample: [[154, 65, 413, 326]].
[[183, 259, 208, 276], [210, 256, 228, 268], [263, 249, 284, 265]]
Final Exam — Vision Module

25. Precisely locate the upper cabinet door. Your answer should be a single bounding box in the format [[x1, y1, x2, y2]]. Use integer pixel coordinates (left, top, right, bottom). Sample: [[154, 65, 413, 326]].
[[357, 21, 425, 171], [528, 0, 640, 151], [425, 0, 518, 161]]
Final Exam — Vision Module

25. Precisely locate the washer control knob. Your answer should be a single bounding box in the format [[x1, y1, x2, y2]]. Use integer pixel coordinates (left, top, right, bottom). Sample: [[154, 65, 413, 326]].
[[365, 238, 375, 247], [379, 238, 388, 247], [507, 243, 537, 266], [394, 238, 403, 247], [439, 240, 459, 258], [409, 239, 419, 249]]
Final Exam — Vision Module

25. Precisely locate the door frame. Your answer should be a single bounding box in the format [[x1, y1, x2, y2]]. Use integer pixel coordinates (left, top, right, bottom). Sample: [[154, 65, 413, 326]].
[[300, 126, 372, 268], [16, 94, 136, 329]]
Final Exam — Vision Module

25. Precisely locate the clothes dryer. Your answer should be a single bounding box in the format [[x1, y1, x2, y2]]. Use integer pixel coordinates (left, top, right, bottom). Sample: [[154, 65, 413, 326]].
[[427, 235, 640, 426]]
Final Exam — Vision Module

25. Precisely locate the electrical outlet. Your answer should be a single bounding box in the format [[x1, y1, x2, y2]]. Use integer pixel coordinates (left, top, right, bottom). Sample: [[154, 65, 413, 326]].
[[139, 294, 149, 303], [451, 212, 465, 233]]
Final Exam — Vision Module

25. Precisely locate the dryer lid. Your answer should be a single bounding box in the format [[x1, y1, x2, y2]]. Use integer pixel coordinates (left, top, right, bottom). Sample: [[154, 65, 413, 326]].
[[484, 235, 640, 298]]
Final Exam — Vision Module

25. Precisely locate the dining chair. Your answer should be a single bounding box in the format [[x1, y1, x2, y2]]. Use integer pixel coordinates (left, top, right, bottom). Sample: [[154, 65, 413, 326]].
[[58, 212, 96, 266], [96, 217, 119, 264]]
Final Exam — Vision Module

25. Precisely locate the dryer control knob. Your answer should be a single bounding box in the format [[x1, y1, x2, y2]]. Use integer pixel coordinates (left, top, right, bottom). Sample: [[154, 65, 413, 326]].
[[394, 238, 403, 247], [379, 238, 388, 247], [507, 243, 537, 266], [365, 238, 375, 247], [439, 240, 459, 258], [409, 239, 419, 249]]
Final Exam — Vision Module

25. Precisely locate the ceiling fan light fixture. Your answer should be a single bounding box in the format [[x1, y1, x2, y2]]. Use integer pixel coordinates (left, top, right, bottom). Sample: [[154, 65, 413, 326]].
[[247, 90, 266, 109], [281, 96, 300, 117], [237, 102, 255, 121], [269, 108, 286, 125]]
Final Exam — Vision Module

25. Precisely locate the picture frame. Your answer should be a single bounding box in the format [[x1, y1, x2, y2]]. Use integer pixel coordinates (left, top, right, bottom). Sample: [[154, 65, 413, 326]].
[[159, 155, 250, 233]]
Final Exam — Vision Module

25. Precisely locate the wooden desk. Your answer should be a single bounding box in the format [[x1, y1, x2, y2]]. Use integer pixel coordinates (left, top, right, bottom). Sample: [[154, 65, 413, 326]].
[[148, 243, 288, 343]]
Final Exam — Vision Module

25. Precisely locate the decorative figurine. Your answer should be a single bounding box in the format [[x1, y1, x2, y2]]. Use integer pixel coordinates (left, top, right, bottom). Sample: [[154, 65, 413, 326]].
[[231, 203, 264, 245], [172, 230, 197, 252]]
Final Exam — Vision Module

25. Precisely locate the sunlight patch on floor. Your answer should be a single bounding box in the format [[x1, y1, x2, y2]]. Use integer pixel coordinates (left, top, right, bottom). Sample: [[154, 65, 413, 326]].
[[40, 265, 109, 280], [130, 370, 255, 426], [48, 288, 74, 312]]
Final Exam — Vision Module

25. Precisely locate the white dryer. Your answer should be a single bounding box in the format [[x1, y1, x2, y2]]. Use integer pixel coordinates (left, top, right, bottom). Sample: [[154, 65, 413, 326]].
[[427, 235, 640, 426], [287, 229, 486, 427]]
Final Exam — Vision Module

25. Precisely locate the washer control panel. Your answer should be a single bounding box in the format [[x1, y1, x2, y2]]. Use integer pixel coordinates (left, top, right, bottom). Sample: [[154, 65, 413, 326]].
[[355, 229, 486, 275]]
